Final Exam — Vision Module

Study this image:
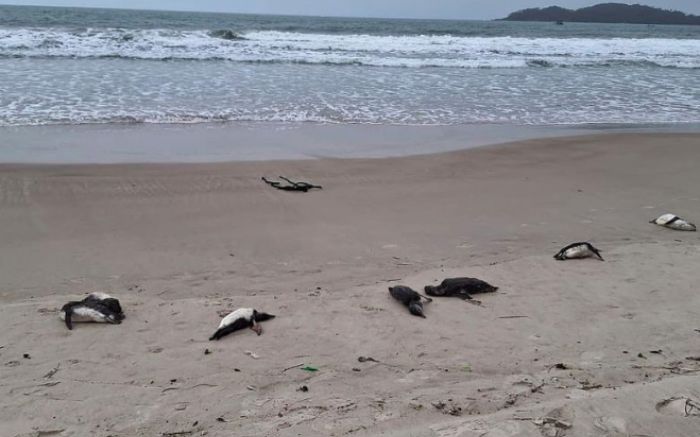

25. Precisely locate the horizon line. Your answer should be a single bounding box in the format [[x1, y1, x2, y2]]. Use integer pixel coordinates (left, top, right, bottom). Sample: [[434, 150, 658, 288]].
[[0, 2, 500, 21]]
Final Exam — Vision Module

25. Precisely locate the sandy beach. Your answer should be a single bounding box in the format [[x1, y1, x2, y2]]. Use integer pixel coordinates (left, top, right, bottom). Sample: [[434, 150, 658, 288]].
[[1, 132, 700, 437]]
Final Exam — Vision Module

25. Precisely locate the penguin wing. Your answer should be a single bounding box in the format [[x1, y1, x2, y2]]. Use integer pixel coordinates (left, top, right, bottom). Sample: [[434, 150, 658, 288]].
[[586, 244, 604, 260], [61, 306, 74, 330], [60, 302, 82, 330]]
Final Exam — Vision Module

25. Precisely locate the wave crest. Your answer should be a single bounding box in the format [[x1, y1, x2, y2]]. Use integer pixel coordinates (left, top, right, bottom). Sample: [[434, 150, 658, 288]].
[[0, 27, 699, 68]]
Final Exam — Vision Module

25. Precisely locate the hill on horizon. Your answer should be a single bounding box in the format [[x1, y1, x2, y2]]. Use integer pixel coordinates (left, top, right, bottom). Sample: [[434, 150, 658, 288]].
[[502, 2, 700, 25]]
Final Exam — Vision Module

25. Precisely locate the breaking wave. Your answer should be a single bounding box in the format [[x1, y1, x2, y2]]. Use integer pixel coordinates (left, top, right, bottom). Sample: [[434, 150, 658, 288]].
[[1, 27, 699, 68]]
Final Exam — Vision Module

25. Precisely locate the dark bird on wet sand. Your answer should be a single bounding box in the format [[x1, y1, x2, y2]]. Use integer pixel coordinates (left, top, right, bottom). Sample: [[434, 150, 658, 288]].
[[389, 285, 432, 318], [60, 292, 125, 330], [209, 308, 275, 340], [554, 242, 604, 261], [424, 277, 498, 300]]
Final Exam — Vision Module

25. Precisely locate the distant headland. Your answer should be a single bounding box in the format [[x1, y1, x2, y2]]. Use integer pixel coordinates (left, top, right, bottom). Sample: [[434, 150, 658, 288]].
[[501, 3, 700, 25]]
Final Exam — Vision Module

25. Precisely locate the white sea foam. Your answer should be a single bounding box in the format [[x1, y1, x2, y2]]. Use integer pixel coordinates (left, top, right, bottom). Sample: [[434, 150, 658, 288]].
[[1, 26, 699, 127], [0, 27, 699, 68]]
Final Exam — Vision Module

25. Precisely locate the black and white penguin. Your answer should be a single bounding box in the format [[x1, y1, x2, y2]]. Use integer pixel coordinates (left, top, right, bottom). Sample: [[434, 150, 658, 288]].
[[424, 277, 498, 300], [84, 292, 124, 317], [388, 286, 432, 318], [59, 292, 125, 330], [209, 308, 275, 341], [554, 242, 604, 261], [650, 213, 696, 232]]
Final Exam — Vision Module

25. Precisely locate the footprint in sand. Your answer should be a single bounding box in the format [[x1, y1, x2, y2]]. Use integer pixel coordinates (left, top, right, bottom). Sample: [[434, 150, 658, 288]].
[[534, 406, 574, 437], [593, 416, 627, 434], [580, 350, 606, 364]]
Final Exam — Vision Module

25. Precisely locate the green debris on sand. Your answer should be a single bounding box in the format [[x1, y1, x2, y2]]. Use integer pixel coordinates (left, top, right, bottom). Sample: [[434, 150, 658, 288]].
[[301, 366, 318, 372]]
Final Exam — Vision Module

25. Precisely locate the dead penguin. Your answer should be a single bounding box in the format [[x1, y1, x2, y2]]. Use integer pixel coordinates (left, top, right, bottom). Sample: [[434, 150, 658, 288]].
[[389, 286, 432, 318], [60, 292, 125, 330], [209, 308, 275, 341], [650, 213, 696, 232], [424, 277, 498, 300], [84, 292, 124, 316], [554, 242, 604, 261]]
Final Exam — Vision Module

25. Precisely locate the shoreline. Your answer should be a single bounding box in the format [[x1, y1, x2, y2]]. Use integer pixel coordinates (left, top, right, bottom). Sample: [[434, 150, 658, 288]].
[[1, 121, 700, 164], [1, 132, 699, 436]]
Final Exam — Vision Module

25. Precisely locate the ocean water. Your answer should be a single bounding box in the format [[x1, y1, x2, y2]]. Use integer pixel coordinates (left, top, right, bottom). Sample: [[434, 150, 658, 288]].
[[1, 5, 699, 127]]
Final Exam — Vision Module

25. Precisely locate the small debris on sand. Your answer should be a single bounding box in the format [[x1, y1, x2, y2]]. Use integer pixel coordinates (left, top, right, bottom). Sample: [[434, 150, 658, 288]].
[[43, 364, 60, 379], [282, 363, 304, 372], [261, 176, 322, 192], [656, 396, 700, 417], [431, 400, 462, 416], [301, 366, 318, 372], [358, 356, 379, 363]]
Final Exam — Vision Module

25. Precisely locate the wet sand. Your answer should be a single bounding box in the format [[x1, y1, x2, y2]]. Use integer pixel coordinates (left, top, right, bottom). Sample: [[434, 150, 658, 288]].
[[1, 132, 699, 436], [2, 121, 700, 163]]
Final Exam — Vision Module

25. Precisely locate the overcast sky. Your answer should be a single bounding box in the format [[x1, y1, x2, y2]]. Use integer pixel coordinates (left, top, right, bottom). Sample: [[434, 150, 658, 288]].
[[2, 1, 699, 20]]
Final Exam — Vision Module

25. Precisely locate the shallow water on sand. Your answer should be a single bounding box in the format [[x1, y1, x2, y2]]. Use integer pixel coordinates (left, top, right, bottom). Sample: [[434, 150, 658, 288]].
[[1, 122, 699, 163]]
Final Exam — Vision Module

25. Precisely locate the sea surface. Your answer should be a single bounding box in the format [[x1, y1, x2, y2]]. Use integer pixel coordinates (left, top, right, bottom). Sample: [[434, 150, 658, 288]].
[[1, 5, 699, 127]]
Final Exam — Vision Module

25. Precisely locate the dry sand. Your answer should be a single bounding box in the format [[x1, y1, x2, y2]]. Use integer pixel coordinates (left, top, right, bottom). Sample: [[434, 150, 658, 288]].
[[1, 132, 699, 437]]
